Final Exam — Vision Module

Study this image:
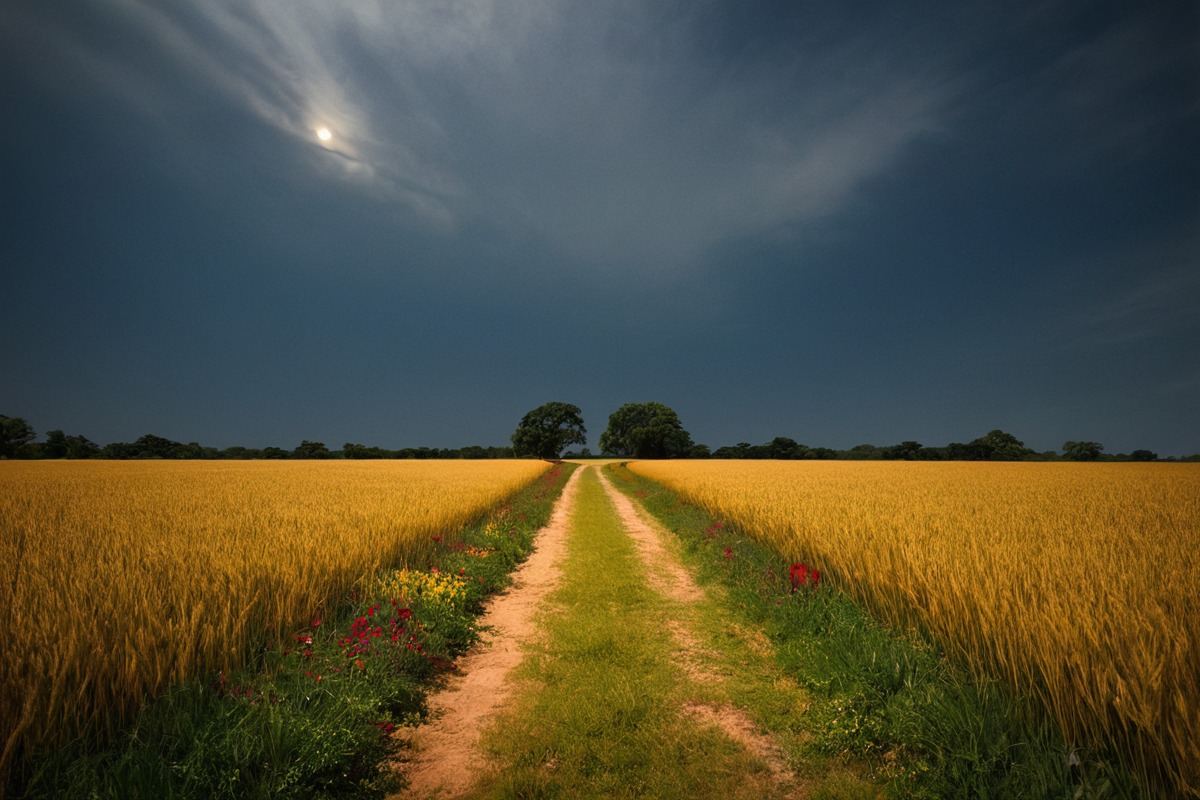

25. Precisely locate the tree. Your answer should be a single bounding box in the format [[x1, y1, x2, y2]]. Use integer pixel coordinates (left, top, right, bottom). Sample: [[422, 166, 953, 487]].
[[1063, 441, 1103, 461], [0, 415, 36, 458], [343, 442, 386, 459], [882, 441, 923, 460], [1130, 449, 1158, 462], [292, 440, 332, 459], [766, 437, 808, 459], [979, 429, 1032, 460], [952, 429, 1033, 461], [43, 430, 69, 458], [131, 434, 181, 459], [599, 402, 693, 459], [511, 402, 587, 459], [63, 434, 99, 459]]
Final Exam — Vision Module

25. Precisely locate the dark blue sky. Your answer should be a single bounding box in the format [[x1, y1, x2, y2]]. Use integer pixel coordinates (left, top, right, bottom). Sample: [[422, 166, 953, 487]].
[[2, 2, 1197, 455]]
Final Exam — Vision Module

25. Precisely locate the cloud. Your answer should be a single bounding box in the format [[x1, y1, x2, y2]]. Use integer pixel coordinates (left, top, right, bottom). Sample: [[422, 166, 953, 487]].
[[1061, 230, 1200, 350], [6, 0, 962, 274]]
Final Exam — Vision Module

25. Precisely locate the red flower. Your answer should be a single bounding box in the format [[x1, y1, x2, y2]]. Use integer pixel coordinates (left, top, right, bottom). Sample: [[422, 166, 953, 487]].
[[724, 547, 733, 559], [789, 563, 821, 592], [789, 563, 808, 592], [311, 617, 321, 627]]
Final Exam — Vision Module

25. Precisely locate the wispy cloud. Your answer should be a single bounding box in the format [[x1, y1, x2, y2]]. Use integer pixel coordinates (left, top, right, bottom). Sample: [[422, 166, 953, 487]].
[[5, 0, 960, 271], [1061, 230, 1200, 350]]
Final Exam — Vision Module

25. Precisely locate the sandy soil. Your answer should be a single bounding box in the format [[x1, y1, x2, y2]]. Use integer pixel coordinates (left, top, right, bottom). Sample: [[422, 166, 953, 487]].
[[389, 467, 582, 799]]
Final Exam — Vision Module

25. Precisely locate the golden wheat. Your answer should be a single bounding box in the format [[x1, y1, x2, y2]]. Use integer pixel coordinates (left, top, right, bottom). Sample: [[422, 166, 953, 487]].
[[0, 459, 547, 771], [628, 460, 1200, 797]]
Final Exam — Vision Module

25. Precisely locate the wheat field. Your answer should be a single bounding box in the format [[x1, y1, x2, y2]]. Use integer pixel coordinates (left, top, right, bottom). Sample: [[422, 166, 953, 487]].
[[628, 460, 1200, 797], [0, 459, 547, 773]]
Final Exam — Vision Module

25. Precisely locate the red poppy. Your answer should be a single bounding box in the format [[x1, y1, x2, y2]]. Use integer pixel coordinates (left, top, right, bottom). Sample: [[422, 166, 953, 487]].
[[789, 563, 809, 592]]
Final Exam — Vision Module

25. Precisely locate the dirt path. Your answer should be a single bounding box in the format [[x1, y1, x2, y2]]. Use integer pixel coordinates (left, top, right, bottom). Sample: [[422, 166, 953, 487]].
[[596, 469, 802, 795], [392, 465, 802, 798], [390, 467, 582, 799]]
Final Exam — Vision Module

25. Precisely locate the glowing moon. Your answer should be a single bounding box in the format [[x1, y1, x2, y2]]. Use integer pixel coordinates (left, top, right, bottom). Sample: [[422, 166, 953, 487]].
[[316, 127, 332, 141]]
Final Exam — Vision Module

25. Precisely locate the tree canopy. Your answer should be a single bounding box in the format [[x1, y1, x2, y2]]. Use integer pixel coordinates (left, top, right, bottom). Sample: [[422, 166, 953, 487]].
[[511, 401, 587, 459], [599, 402, 693, 458], [0, 415, 36, 458], [1063, 441, 1104, 461]]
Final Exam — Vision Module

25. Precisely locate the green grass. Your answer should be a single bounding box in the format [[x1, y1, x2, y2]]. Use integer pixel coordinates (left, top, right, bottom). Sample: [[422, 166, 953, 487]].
[[10, 464, 576, 800], [604, 463, 1138, 800], [473, 467, 807, 800]]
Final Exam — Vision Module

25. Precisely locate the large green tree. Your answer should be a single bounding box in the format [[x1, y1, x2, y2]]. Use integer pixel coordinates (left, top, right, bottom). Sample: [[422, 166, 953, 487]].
[[292, 440, 332, 459], [511, 402, 587, 459], [1063, 440, 1104, 461], [599, 402, 693, 458], [0, 415, 36, 458]]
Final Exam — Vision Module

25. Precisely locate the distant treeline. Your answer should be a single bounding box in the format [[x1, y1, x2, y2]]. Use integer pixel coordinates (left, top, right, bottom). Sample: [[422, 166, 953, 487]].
[[567, 429, 1198, 462], [2, 415, 1195, 462], [0, 419, 516, 461]]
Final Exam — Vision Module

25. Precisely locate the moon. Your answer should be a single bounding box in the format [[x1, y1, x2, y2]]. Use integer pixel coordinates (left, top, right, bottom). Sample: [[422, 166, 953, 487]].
[[316, 127, 332, 142]]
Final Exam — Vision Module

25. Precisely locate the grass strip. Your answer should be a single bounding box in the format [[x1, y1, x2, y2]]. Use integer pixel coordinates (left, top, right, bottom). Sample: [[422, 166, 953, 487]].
[[473, 467, 796, 800], [11, 464, 575, 800], [604, 463, 1138, 800]]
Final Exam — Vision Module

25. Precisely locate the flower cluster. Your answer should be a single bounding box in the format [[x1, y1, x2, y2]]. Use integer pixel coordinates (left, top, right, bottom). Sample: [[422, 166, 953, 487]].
[[376, 567, 468, 608], [705, 521, 725, 539], [338, 601, 419, 659], [789, 562, 821, 592], [449, 542, 493, 558]]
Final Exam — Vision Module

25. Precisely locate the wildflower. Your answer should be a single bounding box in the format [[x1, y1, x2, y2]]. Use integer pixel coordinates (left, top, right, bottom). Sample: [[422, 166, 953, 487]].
[[789, 563, 822, 592], [311, 617, 321, 627], [724, 547, 733, 559], [789, 563, 808, 592]]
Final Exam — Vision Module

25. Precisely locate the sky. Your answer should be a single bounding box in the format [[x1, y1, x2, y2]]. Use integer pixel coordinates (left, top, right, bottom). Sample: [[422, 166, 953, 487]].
[[2, 1, 1197, 456]]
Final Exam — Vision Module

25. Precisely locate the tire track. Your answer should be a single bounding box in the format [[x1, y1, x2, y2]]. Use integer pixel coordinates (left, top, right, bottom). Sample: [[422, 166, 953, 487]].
[[596, 468, 805, 797]]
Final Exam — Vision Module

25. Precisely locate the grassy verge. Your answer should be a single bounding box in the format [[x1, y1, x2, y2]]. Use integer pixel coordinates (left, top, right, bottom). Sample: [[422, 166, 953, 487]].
[[474, 467, 802, 799], [605, 463, 1136, 800], [10, 463, 575, 800]]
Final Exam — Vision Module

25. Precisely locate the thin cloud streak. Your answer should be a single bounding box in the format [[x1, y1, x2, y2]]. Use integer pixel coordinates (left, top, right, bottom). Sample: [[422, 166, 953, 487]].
[[6, 0, 960, 274], [1060, 231, 1200, 350]]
